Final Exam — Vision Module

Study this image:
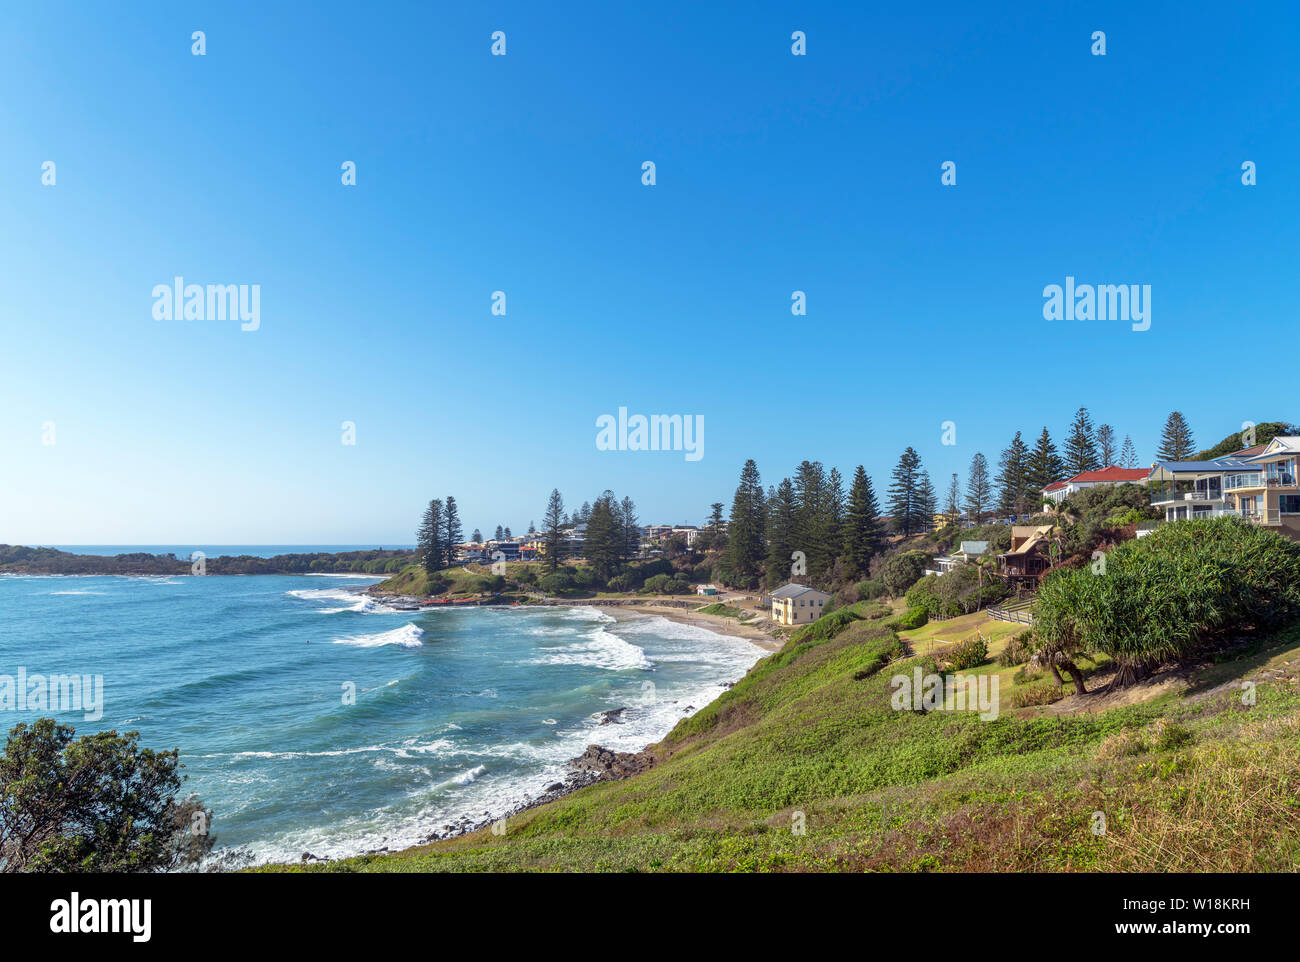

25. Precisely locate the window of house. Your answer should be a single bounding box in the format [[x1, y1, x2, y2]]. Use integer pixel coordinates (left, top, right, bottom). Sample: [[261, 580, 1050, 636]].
[[1280, 495, 1300, 514]]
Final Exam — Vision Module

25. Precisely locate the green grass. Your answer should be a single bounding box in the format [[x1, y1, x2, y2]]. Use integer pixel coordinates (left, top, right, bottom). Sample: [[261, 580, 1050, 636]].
[[374, 564, 506, 597], [697, 603, 746, 618], [259, 615, 1300, 873]]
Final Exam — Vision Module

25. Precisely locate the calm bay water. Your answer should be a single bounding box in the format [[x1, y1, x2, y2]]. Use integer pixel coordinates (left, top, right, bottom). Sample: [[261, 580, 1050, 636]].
[[0, 571, 765, 862]]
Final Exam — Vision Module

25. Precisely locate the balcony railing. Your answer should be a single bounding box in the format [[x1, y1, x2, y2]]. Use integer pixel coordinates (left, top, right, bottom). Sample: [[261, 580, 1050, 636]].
[[1244, 509, 1282, 526], [1266, 474, 1297, 487], [1224, 473, 1265, 490], [1150, 488, 1224, 505]]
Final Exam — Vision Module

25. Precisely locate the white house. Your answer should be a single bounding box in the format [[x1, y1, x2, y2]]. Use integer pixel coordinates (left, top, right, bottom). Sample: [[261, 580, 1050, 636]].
[[1042, 465, 1150, 505]]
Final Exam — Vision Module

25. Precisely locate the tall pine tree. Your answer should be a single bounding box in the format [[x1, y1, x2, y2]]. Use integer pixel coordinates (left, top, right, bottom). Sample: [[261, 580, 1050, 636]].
[[965, 452, 992, 523], [918, 470, 938, 531], [585, 490, 621, 581], [723, 459, 766, 587], [1064, 407, 1100, 474], [620, 496, 640, 562], [887, 447, 924, 536], [1027, 427, 1066, 497], [417, 499, 445, 576], [442, 496, 463, 568], [843, 465, 884, 575], [996, 431, 1031, 517], [1157, 411, 1195, 461], [1120, 435, 1138, 468], [1096, 423, 1117, 467], [542, 489, 565, 571], [944, 472, 962, 524], [764, 478, 798, 587]]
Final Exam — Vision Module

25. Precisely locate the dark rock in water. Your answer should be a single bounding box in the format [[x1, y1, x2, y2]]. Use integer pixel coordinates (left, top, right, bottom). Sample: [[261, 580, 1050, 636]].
[[545, 782, 564, 793], [596, 707, 626, 725]]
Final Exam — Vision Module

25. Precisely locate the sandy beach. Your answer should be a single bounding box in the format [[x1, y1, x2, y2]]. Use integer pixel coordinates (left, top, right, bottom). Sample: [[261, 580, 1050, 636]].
[[609, 602, 784, 652]]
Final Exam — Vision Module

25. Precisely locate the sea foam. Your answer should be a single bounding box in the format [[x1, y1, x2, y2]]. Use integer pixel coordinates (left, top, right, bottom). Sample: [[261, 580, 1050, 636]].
[[333, 624, 425, 649]]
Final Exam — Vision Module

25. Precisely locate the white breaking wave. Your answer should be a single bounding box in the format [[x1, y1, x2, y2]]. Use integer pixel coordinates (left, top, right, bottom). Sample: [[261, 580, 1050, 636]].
[[451, 764, 486, 786], [333, 624, 425, 649], [301, 573, 387, 579], [526, 625, 652, 671], [288, 587, 397, 614]]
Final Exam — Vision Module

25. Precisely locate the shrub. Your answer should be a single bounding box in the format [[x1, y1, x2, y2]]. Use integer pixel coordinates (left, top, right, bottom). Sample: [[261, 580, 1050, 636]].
[[855, 579, 887, 600], [905, 576, 941, 617], [791, 607, 863, 644], [607, 571, 643, 593], [638, 559, 674, 579], [944, 635, 989, 671], [997, 630, 1034, 667], [1095, 730, 1148, 759], [538, 570, 575, 594], [1151, 718, 1194, 751], [898, 606, 929, 630], [642, 573, 688, 595], [881, 551, 931, 597], [1013, 664, 1043, 686], [1009, 684, 1063, 708]]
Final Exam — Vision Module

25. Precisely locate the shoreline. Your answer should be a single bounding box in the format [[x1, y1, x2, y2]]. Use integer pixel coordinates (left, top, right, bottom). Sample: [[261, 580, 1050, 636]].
[[287, 596, 782, 866], [604, 602, 783, 652]]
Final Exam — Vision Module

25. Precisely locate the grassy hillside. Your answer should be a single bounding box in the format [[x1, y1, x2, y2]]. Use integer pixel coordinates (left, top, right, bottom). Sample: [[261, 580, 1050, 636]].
[[265, 608, 1300, 873], [373, 564, 510, 597]]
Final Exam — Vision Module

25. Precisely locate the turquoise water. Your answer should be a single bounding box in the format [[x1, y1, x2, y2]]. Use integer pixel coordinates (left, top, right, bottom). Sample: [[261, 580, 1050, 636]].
[[0, 573, 765, 861]]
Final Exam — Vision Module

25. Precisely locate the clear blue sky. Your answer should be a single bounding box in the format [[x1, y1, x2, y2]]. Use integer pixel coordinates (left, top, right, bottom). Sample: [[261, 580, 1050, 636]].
[[2, 2, 1296, 545]]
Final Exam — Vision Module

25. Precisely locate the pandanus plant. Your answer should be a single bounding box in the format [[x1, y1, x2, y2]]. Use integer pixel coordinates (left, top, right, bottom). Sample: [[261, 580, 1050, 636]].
[[1034, 517, 1300, 690]]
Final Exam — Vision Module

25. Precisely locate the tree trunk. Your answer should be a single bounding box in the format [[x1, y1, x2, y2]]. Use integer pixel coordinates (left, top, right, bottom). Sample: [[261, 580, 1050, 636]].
[[1048, 663, 1063, 686], [1060, 660, 1087, 695]]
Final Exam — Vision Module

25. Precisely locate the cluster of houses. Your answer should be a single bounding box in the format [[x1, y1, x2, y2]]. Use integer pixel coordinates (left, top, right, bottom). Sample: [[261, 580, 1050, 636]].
[[454, 522, 711, 565], [1145, 436, 1300, 537], [923, 436, 1300, 591]]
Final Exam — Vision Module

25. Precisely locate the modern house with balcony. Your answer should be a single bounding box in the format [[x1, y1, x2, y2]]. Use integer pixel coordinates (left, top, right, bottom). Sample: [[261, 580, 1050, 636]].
[[1147, 437, 1300, 541], [1146, 457, 1257, 521], [1223, 437, 1300, 539]]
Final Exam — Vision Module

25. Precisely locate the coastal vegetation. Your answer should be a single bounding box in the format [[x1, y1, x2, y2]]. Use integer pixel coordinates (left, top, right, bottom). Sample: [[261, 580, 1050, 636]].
[[1034, 517, 1300, 689], [0, 719, 213, 872]]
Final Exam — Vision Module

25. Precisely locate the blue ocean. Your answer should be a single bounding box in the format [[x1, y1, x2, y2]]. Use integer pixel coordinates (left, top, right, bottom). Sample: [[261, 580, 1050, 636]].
[[0, 569, 765, 862]]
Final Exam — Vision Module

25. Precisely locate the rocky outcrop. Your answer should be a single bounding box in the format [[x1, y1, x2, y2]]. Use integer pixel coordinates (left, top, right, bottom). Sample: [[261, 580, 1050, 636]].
[[568, 744, 656, 780]]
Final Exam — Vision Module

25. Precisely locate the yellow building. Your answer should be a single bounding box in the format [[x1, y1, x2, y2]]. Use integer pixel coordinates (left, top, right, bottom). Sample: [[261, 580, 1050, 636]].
[[770, 584, 831, 626]]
